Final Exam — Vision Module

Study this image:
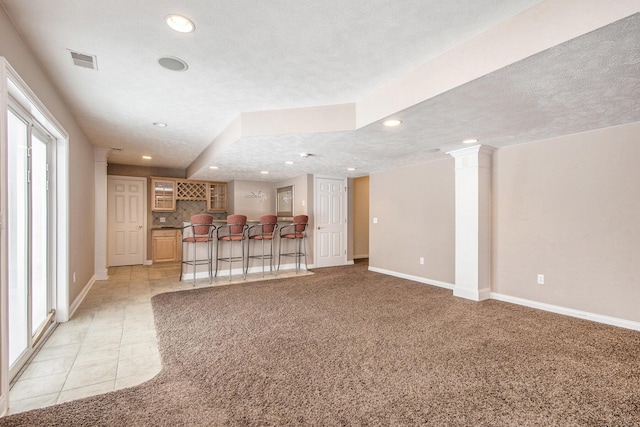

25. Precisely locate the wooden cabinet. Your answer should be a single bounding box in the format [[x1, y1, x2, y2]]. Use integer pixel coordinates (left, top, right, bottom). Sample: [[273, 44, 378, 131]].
[[151, 176, 227, 212], [207, 182, 227, 212], [176, 180, 207, 201], [152, 229, 181, 263], [151, 178, 176, 211]]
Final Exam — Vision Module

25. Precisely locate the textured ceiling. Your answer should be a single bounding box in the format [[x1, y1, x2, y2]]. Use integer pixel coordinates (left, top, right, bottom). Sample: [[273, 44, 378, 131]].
[[191, 12, 640, 181], [1, 1, 639, 182]]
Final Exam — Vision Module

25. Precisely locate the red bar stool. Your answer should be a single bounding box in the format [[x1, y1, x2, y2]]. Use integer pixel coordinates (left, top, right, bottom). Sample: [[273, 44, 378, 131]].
[[215, 214, 248, 281], [277, 215, 309, 273], [247, 215, 278, 277], [179, 214, 216, 286]]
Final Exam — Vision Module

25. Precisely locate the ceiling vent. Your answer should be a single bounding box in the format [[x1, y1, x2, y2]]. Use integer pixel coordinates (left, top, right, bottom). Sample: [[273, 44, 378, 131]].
[[158, 56, 188, 72], [69, 51, 98, 70]]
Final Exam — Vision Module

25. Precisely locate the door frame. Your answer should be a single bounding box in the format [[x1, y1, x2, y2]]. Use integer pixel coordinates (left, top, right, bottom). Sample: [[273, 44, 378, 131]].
[[107, 175, 147, 267], [1, 58, 69, 415], [313, 175, 348, 268]]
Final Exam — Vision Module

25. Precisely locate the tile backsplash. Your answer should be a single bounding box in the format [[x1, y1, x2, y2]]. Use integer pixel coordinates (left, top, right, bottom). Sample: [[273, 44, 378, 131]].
[[152, 200, 226, 227]]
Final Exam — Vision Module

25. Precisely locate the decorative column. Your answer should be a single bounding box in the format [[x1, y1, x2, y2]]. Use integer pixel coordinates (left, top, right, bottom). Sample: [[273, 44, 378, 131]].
[[94, 147, 111, 280], [447, 145, 495, 301]]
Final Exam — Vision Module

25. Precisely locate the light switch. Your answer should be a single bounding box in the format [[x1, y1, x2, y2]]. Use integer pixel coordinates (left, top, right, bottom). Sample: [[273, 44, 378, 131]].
[[373, 217, 378, 224]]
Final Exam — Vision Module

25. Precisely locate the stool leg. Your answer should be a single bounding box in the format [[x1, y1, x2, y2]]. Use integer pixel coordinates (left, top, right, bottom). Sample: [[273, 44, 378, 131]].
[[242, 238, 247, 280], [277, 238, 282, 274], [207, 239, 212, 283], [192, 240, 196, 286], [214, 240, 219, 277], [303, 236, 308, 271], [269, 238, 274, 273], [179, 240, 184, 281], [295, 237, 300, 274], [260, 238, 265, 277], [228, 240, 232, 281]]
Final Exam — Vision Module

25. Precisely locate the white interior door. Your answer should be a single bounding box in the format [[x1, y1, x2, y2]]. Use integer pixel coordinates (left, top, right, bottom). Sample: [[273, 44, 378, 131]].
[[315, 177, 347, 268], [108, 176, 145, 266]]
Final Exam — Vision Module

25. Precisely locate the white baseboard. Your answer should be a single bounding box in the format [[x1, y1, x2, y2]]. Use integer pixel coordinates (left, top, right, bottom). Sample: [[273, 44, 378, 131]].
[[453, 286, 491, 301], [0, 395, 6, 418], [94, 269, 108, 281], [367, 266, 455, 290], [368, 267, 640, 331], [491, 292, 640, 332], [144, 259, 153, 266], [68, 275, 96, 320]]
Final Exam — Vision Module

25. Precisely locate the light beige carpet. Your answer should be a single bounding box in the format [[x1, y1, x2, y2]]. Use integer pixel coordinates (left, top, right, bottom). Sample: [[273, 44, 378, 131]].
[[2, 262, 639, 426]]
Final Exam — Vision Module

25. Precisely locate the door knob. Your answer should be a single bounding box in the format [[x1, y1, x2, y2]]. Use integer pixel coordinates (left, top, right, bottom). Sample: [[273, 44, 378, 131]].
[[138, 225, 143, 229]]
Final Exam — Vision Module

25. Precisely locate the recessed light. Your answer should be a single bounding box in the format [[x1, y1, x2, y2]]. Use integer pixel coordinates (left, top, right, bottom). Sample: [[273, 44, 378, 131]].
[[285, 161, 294, 165], [153, 122, 167, 127], [166, 14, 195, 33], [347, 167, 356, 171], [158, 56, 189, 72], [383, 119, 402, 127], [209, 166, 219, 170], [261, 171, 269, 174], [142, 155, 152, 160], [463, 138, 479, 144]]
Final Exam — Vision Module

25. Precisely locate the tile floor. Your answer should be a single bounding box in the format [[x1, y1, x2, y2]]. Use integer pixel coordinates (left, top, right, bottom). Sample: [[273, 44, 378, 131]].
[[8, 262, 308, 414]]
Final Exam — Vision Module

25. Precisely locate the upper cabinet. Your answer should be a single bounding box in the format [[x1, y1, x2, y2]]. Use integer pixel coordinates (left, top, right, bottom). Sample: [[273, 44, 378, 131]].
[[151, 177, 176, 211], [176, 180, 207, 201], [151, 177, 227, 212], [207, 182, 227, 212]]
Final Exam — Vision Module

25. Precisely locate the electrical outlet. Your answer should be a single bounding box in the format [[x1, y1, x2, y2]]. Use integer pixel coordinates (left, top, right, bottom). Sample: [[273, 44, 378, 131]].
[[160, 217, 166, 223], [372, 217, 378, 224], [419, 257, 425, 265], [537, 274, 544, 285]]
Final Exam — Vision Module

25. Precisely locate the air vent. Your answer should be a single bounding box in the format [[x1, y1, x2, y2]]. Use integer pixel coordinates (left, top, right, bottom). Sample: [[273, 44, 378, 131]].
[[69, 51, 98, 70]]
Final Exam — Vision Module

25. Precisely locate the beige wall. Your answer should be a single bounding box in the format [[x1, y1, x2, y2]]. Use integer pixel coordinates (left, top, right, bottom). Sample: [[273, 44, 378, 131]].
[[1, 7, 95, 306], [275, 174, 315, 264], [369, 159, 455, 283], [353, 176, 370, 259], [369, 122, 640, 324], [493, 122, 640, 322], [230, 180, 276, 220], [107, 163, 185, 179]]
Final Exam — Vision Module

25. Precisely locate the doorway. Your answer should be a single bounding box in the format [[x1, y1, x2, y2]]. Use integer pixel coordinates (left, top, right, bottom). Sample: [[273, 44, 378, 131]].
[[7, 105, 56, 381], [107, 176, 147, 267], [314, 176, 347, 268]]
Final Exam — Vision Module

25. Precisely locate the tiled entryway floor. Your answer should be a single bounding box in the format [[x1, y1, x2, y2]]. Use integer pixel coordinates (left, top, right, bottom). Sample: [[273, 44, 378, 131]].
[[8, 262, 309, 414]]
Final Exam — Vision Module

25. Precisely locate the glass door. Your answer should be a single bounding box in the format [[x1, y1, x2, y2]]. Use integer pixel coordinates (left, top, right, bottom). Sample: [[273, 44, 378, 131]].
[[7, 105, 55, 380]]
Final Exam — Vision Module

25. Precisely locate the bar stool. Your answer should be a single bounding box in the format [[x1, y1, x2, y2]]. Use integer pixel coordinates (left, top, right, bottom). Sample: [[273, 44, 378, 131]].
[[179, 214, 216, 286], [215, 214, 248, 281], [247, 215, 278, 277], [278, 215, 309, 273]]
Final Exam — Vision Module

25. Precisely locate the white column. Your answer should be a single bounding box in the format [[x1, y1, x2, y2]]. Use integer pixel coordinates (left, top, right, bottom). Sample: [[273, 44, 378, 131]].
[[447, 145, 495, 301], [94, 148, 111, 280]]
